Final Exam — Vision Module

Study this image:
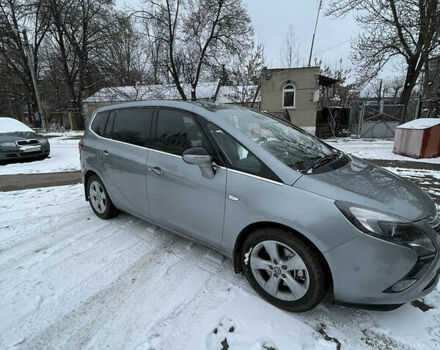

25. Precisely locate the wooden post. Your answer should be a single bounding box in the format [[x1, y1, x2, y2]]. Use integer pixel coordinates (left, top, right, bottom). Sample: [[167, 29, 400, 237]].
[[68, 112, 73, 131], [357, 103, 365, 138]]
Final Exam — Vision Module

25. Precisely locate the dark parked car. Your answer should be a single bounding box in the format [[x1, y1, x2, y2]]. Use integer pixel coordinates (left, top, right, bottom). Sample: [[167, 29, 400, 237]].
[[0, 117, 50, 163]]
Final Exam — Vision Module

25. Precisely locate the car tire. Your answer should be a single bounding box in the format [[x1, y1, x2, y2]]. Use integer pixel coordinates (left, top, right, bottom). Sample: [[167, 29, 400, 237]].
[[241, 228, 329, 312], [87, 175, 119, 219]]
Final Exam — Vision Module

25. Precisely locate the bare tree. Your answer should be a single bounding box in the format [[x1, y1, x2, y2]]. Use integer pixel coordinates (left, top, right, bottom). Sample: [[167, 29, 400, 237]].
[[0, 0, 50, 124], [137, 0, 253, 100], [96, 14, 149, 86], [280, 24, 299, 68], [327, 0, 440, 121], [321, 61, 358, 104], [226, 42, 264, 105], [45, 0, 113, 128], [387, 75, 405, 102]]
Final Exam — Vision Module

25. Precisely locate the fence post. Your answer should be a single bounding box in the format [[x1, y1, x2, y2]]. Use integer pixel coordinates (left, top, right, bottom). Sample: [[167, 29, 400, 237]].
[[68, 112, 73, 131], [357, 103, 365, 138], [414, 96, 421, 120]]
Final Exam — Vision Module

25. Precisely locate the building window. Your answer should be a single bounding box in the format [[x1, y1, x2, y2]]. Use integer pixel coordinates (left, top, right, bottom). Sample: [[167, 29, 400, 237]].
[[282, 84, 296, 108]]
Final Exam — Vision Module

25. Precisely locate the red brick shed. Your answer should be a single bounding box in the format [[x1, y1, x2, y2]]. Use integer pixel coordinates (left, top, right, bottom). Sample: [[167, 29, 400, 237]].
[[393, 118, 440, 159]]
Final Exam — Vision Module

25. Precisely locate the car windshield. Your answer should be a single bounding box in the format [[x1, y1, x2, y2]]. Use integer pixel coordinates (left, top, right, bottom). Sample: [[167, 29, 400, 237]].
[[210, 106, 335, 171]]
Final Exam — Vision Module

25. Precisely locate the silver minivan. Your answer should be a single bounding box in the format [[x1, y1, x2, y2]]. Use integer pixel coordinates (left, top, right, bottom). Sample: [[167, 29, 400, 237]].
[[80, 101, 440, 312]]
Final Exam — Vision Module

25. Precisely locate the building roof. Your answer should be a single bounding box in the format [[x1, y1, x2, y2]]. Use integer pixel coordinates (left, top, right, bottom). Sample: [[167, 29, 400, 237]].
[[83, 82, 260, 104], [397, 118, 440, 130]]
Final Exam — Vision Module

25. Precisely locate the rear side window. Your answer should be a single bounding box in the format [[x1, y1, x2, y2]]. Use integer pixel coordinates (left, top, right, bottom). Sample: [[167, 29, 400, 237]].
[[91, 112, 109, 136], [104, 111, 115, 137], [154, 108, 210, 156], [110, 108, 152, 147]]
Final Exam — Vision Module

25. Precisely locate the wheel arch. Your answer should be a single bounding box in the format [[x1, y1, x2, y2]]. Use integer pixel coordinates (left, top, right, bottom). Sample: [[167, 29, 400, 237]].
[[232, 221, 333, 289], [84, 170, 99, 201]]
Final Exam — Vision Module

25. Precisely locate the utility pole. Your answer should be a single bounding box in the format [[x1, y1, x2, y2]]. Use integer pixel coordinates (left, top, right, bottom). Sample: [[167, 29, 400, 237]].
[[22, 30, 46, 132], [308, 0, 323, 67]]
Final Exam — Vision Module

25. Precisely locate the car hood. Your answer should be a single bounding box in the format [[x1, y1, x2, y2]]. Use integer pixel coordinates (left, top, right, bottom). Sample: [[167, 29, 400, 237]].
[[293, 156, 436, 221], [0, 132, 43, 142]]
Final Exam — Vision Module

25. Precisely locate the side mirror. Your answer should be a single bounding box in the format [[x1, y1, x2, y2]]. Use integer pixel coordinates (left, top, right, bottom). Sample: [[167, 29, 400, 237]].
[[182, 147, 215, 179]]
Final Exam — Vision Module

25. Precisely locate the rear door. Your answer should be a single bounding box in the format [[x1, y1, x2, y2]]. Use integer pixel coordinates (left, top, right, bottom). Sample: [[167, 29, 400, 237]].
[[99, 107, 153, 217], [146, 108, 226, 249]]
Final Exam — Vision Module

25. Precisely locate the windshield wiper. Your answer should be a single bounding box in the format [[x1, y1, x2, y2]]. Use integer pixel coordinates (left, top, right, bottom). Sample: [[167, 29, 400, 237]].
[[299, 150, 341, 174]]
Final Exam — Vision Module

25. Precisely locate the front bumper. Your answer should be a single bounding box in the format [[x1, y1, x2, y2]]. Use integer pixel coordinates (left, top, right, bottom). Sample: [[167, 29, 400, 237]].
[[0, 144, 50, 161], [324, 220, 440, 306]]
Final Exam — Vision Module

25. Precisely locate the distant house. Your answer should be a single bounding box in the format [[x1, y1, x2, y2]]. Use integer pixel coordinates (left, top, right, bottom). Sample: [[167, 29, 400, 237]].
[[260, 67, 338, 135], [82, 68, 337, 135]]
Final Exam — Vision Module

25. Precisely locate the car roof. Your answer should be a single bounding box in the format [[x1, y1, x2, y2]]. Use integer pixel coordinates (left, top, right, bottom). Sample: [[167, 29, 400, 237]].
[[91, 100, 241, 118]]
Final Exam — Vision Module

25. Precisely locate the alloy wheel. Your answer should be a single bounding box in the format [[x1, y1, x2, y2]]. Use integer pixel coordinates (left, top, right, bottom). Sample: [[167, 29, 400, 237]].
[[249, 240, 310, 301], [89, 180, 106, 214]]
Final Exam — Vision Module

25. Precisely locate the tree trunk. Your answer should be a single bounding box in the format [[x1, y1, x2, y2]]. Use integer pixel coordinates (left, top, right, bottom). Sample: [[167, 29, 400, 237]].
[[191, 84, 197, 100], [399, 58, 423, 123]]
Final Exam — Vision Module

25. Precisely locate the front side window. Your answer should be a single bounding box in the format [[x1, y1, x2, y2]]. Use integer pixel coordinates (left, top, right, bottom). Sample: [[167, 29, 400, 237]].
[[208, 106, 334, 171], [206, 122, 279, 181], [154, 109, 209, 156], [91, 111, 109, 136], [282, 84, 296, 108], [110, 108, 152, 146]]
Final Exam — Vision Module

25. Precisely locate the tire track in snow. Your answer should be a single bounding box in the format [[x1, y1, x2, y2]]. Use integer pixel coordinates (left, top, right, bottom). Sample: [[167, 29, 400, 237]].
[[0, 208, 102, 272], [0, 228, 177, 348], [18, 236, 186, 349], [0, 217, 150, 320], [0, 201, 88, 253], [134, 275, 233, 350]]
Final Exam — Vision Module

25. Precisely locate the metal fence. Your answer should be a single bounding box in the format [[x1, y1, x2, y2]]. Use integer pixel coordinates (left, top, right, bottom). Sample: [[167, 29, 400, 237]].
[[346, 98, 420, 138]]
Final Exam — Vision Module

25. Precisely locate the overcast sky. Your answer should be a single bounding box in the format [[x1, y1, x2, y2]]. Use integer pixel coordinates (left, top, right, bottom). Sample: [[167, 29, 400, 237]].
[[119, 0, 362, 71], [242, 0, 359, 70]]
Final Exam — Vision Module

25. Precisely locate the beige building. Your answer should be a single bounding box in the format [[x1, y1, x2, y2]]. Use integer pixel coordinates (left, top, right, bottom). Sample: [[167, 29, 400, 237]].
[[260, 67, 337, 135]]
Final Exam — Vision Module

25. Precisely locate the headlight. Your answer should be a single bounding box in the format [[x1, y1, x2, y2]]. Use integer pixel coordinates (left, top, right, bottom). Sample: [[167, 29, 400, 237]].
[[335, 201, 435, 257], [39, 139, 49, 144], [0, 142, 16, 147]]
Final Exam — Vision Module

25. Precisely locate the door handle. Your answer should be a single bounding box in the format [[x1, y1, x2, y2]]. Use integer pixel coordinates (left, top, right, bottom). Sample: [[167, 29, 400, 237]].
[[151, 166, 164, 175], [101, 150, 109, 157]]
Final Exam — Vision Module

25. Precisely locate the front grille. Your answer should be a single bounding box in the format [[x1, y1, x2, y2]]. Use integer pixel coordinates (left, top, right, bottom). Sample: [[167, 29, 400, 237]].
[[16, 139, 39, 146], [19, 151, 42, 156]]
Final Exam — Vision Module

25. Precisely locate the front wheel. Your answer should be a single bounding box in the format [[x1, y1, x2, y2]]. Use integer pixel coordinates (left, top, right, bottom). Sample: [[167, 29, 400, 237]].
[[87, 175, 119, 219], [241, 228, 329, 312]]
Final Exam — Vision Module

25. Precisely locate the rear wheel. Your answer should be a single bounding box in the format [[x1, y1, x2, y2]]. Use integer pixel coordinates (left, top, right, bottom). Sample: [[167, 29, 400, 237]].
[[241, 228, 329, 312], [87, 175, 119, 219]]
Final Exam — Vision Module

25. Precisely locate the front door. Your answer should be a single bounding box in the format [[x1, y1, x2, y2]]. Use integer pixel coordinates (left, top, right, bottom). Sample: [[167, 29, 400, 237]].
[[146, 108, 226, 249]]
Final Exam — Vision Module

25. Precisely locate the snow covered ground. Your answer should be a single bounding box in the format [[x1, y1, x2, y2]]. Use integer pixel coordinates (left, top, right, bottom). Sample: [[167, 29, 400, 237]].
[[1, 184, 440, 349], [0, 134, 81, 175], [327, 138, 440, 164]]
